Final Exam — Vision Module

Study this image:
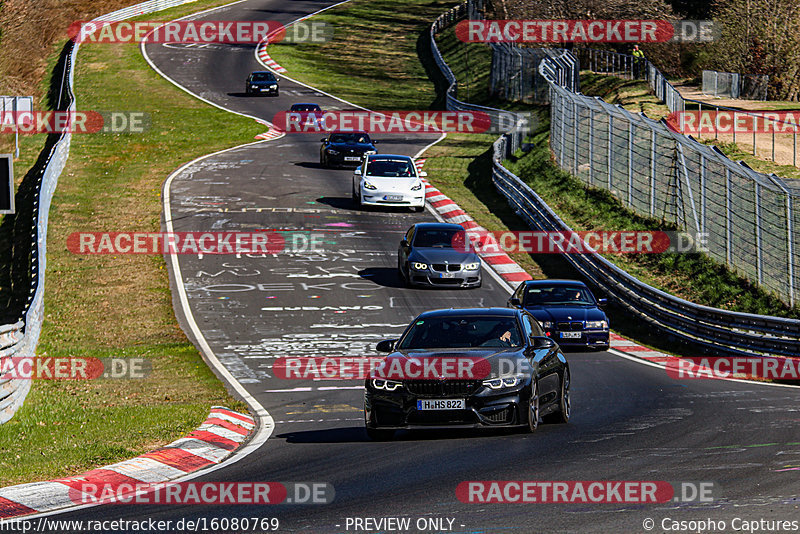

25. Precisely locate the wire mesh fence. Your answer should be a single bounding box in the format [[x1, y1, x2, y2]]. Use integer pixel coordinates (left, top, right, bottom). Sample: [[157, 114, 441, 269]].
[[702, 70, 769, 100]]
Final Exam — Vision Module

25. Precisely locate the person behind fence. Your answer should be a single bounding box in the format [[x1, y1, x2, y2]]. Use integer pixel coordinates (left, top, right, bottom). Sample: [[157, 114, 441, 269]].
[[632, 45, 645, 79]]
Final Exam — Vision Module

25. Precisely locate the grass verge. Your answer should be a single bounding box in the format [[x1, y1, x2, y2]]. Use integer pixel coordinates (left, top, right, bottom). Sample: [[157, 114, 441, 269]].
[[0, 0, 259, 486]]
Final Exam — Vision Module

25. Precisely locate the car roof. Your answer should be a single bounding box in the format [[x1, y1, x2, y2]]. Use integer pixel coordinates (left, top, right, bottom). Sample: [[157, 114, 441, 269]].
[[291, 102, 320, 107], [366, 154, 412, 161], [523, 279, 588, 288], [417, 308, 520, 319], [249, 71, 272, 75], [328, 130, 369, 136], [412, 222, 463, 232]]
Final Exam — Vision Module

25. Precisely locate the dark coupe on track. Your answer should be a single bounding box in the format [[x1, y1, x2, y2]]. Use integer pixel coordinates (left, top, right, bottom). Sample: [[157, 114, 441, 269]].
[[508, 279, 610, 351], [397, 223, 482, 288], [245, 71, 279, 95], [319, 130, 377, 168], [364, 308, 570, 440]]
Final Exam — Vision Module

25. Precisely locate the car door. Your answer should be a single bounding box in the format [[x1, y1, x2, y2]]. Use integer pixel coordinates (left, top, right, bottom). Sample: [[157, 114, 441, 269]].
[[523, 313, 560, 407]]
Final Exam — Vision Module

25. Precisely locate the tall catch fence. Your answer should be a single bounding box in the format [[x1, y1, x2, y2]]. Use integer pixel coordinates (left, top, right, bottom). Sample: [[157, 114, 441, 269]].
[[430, 0, 800, 357]]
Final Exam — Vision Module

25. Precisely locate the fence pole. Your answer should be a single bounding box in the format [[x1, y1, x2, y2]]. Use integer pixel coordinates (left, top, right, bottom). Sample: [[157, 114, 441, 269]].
[[589, 109, 595, 185], [573, 101, 579, 175], [608, 112, 613, 190], [787, 196, 796, 307], [650, 128, 656, 216], [726, 168, 732, 266], [754, 183, 763, 285], [628, 121, 634, 206], [700, 155, 706, 232]]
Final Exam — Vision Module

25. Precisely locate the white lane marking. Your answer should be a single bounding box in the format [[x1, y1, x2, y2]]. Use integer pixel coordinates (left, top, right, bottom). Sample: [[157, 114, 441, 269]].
[[264, 386, 364, 393]]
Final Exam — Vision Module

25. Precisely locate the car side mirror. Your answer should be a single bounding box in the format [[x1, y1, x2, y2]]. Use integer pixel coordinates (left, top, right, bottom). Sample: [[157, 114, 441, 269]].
[[376, 339, 397, 353], [597, 298, 607, 307], [321, 138, 328, 142], [275, 77, 280, 82], [354, 168, 362, 176], [400, 238, 408, 248], [418, 171, 428, 177], [372, 140, 379, 144], [508, 297, 521, 308], [531, 336, 556, 349]]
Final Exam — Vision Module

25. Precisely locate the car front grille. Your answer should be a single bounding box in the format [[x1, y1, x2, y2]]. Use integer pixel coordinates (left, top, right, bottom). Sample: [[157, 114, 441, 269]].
[[431, 264, 461, 272], [405, 380, 482, 397], [557, 321, 584, 331]]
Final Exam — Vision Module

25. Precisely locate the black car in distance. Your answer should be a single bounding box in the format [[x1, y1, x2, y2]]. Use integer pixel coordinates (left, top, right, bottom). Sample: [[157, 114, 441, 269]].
[[320, 130, 377, 168], [508, 279, 610, 351], [364, 308, 571, 440], [245, 71, 279, 95]]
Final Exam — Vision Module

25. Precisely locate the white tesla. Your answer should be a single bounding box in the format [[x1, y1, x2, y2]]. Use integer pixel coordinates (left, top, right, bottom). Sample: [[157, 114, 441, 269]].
[[352, 154, 426, 212]]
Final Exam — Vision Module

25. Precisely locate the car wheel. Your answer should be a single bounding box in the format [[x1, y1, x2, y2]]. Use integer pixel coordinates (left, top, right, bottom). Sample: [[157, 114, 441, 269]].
[[544, 369, 570, 424], [351, 183, 359, 202], [321, 155, 328, 168], [245, 87, 250, 95], [401, 262, 411, 287], [526, 380, 540, 432]]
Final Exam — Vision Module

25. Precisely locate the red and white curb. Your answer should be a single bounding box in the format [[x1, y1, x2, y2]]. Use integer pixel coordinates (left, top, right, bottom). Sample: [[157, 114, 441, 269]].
[[417, 159, 533, 286], [416, 158, 677, 365], [0, 407, 255, 519], [256, 44, 287, 74], [255, 127, 285, 141]]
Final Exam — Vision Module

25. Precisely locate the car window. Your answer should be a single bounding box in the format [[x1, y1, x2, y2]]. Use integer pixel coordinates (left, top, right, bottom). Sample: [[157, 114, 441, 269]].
[[330, 133, 371, 144], [405, 226, 415, 243], [525, 286, 595, 305], [365, 159, 414, 177], [412, 228, 467, 249], [397, 316, 522, 349], [251, 73, 275, 81], [522, 314, 543, 337]]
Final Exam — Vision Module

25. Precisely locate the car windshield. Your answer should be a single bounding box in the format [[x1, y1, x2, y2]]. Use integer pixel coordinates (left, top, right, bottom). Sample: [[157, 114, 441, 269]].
[[525, 286, 595, 306], [251, 73, 275, 81], [291, 104, 321, 112], [365, 159, 414, 177], [330, 133, 370, 144], [397, 316, 522, 349], [413, 228, 468, 250]]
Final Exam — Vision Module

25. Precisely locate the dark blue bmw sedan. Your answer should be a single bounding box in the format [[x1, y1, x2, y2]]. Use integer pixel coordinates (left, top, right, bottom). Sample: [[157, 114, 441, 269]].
[[508, 280, 610, 351]]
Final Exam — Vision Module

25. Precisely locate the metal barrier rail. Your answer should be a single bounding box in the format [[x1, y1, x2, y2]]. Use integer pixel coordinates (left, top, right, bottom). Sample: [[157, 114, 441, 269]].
[[429, 1, 800, 358], [0, 0, 201, 424]]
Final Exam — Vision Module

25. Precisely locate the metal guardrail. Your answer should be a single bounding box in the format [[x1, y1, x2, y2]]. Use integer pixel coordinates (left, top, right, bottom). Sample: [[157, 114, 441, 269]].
[[0, 0, 201, 424], [429, 1, 800, 358]]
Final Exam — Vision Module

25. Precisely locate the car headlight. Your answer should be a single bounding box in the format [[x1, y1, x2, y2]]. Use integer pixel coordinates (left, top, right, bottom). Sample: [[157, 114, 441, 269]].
[[371, 378, 402, 391], [464, 262, 480, 270], [411, 262, 428, 271], [482, 375, 522, 390], [410, 182, 423, 191], [326, 148, 339, 155], [541, 321, 553, 330], [363, 181, 377, 190], [585, 320, 608, 330]]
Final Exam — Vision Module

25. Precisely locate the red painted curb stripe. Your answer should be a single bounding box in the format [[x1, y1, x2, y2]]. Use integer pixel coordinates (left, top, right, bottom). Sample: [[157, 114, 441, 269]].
[[184, 430, 239, 450], [430, 199, 455, 209], [613, 345, 656, 353], [501, 272, 534, 282], [441, 209, 467, 218], [204, 417, 250, 435], [209, 409, 254, 424], [140, 448, 214, 472], [0, 498, 36, 519], [482, 254, 515, 265]]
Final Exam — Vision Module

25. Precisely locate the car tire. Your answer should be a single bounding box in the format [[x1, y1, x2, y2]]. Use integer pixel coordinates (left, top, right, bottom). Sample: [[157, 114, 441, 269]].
[[321, 155, 328, 168], [595, 344, 610, 352], [543, 369, 570, 424], [245, 87, 250, 95], [351, 183, 359, 202], [526, 380, 540, 432]]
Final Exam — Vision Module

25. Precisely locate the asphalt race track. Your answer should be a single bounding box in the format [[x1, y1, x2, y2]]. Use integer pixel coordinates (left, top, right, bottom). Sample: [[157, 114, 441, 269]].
[[51, 0, 800, 532]]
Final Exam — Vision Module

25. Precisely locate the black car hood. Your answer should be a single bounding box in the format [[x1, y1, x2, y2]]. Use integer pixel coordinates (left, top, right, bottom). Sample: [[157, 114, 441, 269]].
[[250, 80, 277, 85], [408, 248, 480, 264], [524, 305, 606, 323], [374, 348, 531, 381]]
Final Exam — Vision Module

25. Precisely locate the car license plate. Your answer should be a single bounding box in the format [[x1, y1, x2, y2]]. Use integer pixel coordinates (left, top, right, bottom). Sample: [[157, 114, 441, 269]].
[[439, 272, 456, 278], [560, 331, 582, 339], [417, 399, 465, 410], [344, 156, 360, 161], [384, 195, 403, 201]]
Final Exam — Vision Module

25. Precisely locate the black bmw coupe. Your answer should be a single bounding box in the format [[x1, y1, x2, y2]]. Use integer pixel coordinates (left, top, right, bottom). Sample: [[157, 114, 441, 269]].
[[364, 308, 571, 440]]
